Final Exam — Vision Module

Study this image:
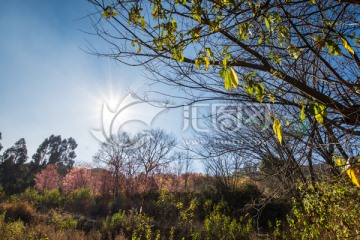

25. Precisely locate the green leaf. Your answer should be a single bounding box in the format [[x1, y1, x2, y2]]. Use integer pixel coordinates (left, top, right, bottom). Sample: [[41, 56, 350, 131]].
[[244, 72, 257, 81], [325, 40, 342, 56], [193, 13, 202, 23], [309, 103, 327, 125], [195, 58, 202, 70], [300, 105, 306, 122], [102, 6, 117, 19], [244, 82, 254, 95], [264, 17, 271, 31], [230, 67, 238, 89], [255, 83, 265, 103], [224, 69, 232, 90], [205, 48, 215, 65], [341, 37, 355, 55], [140, 17, 146, 29], [273, 117, 283, 144]]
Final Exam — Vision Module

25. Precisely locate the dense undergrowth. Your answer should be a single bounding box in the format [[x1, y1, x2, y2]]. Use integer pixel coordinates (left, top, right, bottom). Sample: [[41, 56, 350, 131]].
[[0, 176, 358, 240]]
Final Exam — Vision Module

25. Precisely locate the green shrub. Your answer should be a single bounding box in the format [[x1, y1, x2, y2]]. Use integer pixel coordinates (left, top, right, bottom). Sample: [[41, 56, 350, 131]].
[[40, 189, 64, 209], [199, 202, 253, 240], [279, 178, 360, 240], [50, 210, 78, 230], [20, 188, 42, 206], [64, 188, 94, 214], [102, 210, 156, 240], [129, 213, 155, 240], [0, 214, 26, 240], [102, 210, 127, 239]]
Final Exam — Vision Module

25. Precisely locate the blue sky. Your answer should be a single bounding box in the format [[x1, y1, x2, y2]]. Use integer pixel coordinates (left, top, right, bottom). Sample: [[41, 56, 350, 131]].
[[0, 0, 187, 164]]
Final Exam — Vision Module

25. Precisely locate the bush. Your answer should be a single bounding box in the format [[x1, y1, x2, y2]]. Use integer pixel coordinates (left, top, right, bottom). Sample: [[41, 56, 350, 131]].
[[102, 210, 127, 239], [193, 201, 253, 240], [128, 212, 155, 240], [0, 213, 102, 240], [279, 178, 360, 239], [0, 214, 26, 240], [20, 188, 42, 206], [64, 188, 95, 215], [50, 210, 78, 231], [40, 189, 64, 209], [0, 201, 35, 223]]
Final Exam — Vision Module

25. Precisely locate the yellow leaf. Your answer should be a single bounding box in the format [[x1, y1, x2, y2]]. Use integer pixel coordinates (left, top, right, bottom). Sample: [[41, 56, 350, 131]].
[[341, 37, 355, 55], [230, 67, 238, 89], [195, 58, 201, 70], [335, 157, 342, 167], [346, 168, 360, 188], [310, 0, 316, 4], [300, 105, 306, 122], [102, 6, 117, 19], [273, 117, 282, 144], [136, 42, 142, 53], [264, 17, 271, 31], [152, 4, 158, 16], [314, 104, 327, 125], [204, 56, 210, 71], [315, 114, 323, 124], [269, 94, 275, 103], [141, 17, 146, 29], [102, 11, 110, 19], [112, 9, 118, 17]]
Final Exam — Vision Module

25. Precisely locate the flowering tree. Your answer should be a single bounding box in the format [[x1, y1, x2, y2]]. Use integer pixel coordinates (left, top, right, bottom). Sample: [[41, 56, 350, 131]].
[[62, 167, 92, 193], [34, 164, 63, 191]]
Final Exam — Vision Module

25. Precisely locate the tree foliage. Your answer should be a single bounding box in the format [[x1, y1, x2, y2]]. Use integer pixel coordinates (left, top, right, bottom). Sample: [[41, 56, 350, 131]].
[[87, 0, 360, 159], [81, 0, 360, 197], [0, 138, 30, 194], [32, 135, 77, 175]]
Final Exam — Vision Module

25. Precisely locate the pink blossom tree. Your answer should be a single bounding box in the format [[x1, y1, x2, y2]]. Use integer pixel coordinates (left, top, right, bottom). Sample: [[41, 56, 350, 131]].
[[34, 164, 63, 191], [62, 167, 92, 193]]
